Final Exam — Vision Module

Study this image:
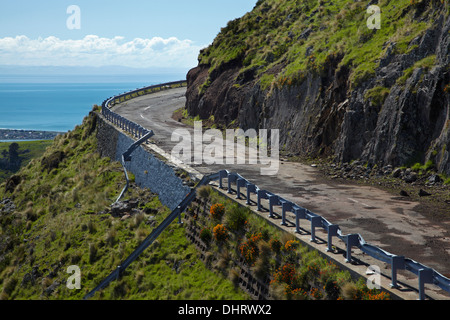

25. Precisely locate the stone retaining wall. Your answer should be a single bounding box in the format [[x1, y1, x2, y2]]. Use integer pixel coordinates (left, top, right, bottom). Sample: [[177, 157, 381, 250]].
[[95, 114, 191, 211]]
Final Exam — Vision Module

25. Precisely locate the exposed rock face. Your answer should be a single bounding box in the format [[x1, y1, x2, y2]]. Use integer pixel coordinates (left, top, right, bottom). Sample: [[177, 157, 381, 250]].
[[185, 4, 450, 175]]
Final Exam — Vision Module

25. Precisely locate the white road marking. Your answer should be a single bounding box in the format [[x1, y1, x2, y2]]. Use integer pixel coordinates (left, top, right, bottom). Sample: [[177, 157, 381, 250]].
[[348, 198, 371, 208]]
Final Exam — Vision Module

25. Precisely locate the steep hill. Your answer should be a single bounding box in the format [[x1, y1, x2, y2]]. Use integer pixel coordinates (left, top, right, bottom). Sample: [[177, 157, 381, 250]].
[[0, 111, 248, 300], [185, 0, 450, 174]]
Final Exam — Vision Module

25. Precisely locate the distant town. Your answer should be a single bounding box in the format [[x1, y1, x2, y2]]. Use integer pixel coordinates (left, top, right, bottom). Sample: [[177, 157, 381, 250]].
[[0, 129, 64, 141]]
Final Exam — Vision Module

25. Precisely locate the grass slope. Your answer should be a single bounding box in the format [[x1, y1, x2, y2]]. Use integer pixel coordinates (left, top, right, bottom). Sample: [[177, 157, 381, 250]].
[[199, 0, 448, 91], [0, 140, 54, 182], [0, 113, 248, 300]]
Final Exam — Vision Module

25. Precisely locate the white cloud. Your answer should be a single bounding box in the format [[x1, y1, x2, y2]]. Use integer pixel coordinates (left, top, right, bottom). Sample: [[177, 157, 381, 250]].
[[0, 35, 203, 68]]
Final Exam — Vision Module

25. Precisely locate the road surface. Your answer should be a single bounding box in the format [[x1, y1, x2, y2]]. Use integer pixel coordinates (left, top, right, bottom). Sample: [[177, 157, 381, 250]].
[[111, 86, 450, 298]]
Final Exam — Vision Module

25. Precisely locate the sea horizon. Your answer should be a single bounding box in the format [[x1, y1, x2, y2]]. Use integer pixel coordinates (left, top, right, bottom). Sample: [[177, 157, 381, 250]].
[[0, 72, 186, 133]]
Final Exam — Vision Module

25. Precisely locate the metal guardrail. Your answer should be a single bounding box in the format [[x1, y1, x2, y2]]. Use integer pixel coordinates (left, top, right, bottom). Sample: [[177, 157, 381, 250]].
[[101, 80, 186, 139], [217, 170, 450, 300], [115, 131, 155, 203], [83, 172, 220, 300], [94, 81, 450, 300]]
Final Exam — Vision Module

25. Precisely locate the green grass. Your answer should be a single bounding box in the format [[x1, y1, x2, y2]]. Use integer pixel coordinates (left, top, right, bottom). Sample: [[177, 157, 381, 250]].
[[197, 0, 446, 93], [396, 54, 437, 86], [0, 140, 53, 182], [364, 86, 390, 108], [0, 113, 249, 300]]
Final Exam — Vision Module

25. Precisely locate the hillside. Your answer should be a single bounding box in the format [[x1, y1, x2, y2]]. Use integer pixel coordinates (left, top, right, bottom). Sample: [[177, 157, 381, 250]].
[[0, 111, 248, 300], [0, 140, 53, 183], [185, 0, 450, 174]]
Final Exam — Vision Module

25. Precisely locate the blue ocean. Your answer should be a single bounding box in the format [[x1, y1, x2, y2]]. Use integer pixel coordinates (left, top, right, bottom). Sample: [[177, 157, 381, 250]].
[[0, 73, 185, 133]]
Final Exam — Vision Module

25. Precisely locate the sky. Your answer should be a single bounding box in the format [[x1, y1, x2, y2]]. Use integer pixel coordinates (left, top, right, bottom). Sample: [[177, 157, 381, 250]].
[[0, 0, 257, 72]]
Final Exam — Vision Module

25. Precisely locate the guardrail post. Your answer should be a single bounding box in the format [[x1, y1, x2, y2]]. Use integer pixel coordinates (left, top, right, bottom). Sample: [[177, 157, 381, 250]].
[[326, 224, 339, 252], [236, 178, 246, 200], [344, 234, 360, 263], [391, 255, 405, 289], [116, 266, 121, 281], [268, 194, 279, 219], [293, 207, 306, 234], [246, 183, 256, 205], [227, 173, 237, 194], [257, 190, 265, 211], [177, 206, 183, 224], [280, 200, 292, 226], [218, 170, 227, 189], [310, 216, 322, 242], [418, 268, 433, 300]]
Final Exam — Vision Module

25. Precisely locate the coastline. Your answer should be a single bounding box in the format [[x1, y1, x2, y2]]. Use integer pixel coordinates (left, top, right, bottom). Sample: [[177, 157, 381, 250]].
[[0, 128, 64, 141]]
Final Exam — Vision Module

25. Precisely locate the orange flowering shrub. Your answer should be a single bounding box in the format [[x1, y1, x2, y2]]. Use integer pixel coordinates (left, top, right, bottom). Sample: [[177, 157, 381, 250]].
[[210, 203, 225, 220], [309, 287, 323, 300], [212, 224, 228, 242], [355, 289, 391, 300], [286, 286, 308, 300], [271, 264, 297, 287], [239, 233, 262, 265], [350, 279, 391, 300], [284, 240, 300, 252], [307, 262, 320, 276]]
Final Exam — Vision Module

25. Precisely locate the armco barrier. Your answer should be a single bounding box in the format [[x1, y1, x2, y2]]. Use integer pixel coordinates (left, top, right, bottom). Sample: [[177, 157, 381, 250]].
[[94, 82, 450, 300], [216, 170, 450, 300], [101, 80, 186, 139], [83, 172, 221, 300]]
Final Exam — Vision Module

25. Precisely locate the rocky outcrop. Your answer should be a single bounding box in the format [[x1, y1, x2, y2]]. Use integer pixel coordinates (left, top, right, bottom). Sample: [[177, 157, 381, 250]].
[[185, 3, 450, 175]]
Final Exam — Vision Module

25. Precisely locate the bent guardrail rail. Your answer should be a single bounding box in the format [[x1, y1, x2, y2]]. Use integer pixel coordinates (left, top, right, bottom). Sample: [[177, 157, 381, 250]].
[[115, 131, 155, 203], [97, 81, 450, 300], [83, 172, 221, 300]]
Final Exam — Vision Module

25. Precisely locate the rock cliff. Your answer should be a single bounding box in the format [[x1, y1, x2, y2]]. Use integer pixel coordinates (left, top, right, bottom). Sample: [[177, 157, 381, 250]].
[[185, 0, 450, 174]]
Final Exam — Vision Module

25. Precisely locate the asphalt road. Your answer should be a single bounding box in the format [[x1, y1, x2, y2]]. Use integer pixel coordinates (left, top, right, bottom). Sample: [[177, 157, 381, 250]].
[[112, 87, 450, 283]]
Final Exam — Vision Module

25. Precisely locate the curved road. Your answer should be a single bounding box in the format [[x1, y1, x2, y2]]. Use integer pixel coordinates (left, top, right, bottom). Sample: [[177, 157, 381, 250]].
[[112, 86, 450, 297]]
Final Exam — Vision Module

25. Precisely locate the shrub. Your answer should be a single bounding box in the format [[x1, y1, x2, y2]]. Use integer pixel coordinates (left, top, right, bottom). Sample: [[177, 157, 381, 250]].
[[89, 243, 98, 264], [239, 233, 262, 265], [324, 278, 341, 300], [269, 238, 282, 253], [210, 203, 225, 220], [197, 185, 212, 199], [309, 287, 323, 300], [306, 262, 321, 280], [284, 240, 300, 252], [252, 241, 272, 280], [346, 279, 391, 300], [271, 263, 298, 287], [213, 224, 229, 242], [226, 205, 248, 231], [199, 228, 212, 244], [287, 286, 308, 300]]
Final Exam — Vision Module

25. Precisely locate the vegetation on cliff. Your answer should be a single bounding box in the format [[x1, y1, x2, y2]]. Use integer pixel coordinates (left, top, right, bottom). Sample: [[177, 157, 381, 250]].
[[0, 112, 248, 300], [199, 0, 447, 90], [187, 186, 391, 300], [187, 0, 449, 174]]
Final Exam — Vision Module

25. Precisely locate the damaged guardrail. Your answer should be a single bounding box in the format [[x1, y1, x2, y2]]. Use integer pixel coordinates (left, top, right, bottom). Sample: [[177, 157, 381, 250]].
[[83, 172, 220, 300], [97, 81, 450, 300]]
